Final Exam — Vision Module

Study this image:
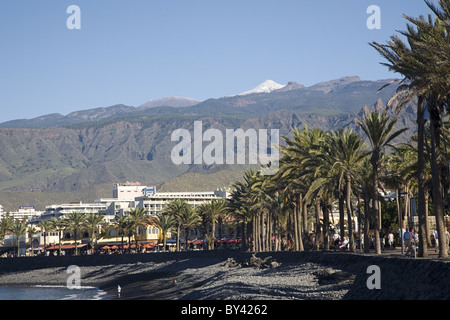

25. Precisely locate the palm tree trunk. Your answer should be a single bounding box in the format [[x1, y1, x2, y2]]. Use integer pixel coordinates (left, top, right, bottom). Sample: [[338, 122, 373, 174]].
[[314, 200, 321, 251], [363, 190, 370, 253], [184, 227, 189, 251], [16, 238, 20, 257], [322, 203, 330, 250], [74, 231, 78, 256], [297, 195, 304, 251], [135, 227, 139, 253], [372, 154, 382, 254], [211, 220, 216, 250], [417, 97, 428, 257], [357, 195, 362, 252], [293, 197, 300, 251], [346, 174, 355, 252], [425, 194, 431, 247], [397, 188, 404, 255], [58, 231, 62, 256], [429, 101, 448, 258], [261, 213, 265, 251], [302, 200, 309, 250], [163, 233, 167, 252], [404, 184, 410, 228], [176, 224, 181, 252], [264, 213, 273, 251], [339, 195, 345, 240], [251, 214, 256, 252], [43, 233, 47, 256], [241, 219, 247, 251], [255, 213, 261, 252]]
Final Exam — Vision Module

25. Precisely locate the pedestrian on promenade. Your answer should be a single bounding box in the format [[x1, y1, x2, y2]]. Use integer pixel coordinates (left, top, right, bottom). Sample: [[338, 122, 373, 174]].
[[433, 229, 439, 252], [380, 230, 385, 251], [388, 231, 394, 250], [117, 285, 121, 299], [403, 229, 415, 258]]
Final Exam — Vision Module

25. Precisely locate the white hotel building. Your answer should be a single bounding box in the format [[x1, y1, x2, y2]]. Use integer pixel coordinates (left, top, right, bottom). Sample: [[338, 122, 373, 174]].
[[28, 183, 229, 222]]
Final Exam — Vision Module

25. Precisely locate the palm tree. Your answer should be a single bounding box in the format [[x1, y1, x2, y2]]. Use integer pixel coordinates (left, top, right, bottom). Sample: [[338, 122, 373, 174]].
[[114, 215, 134, 253], [51, 218, 67, 256], [179, 205, 201, 250], [63, 212, 87, 256], [0, 213, 14, 245], [38, 220, 54, 256], [370, 18, 432, 258], [197, 200, 227, 250], [227, 177, 255, 252], [27, 225, 39, 256], [327, 129, 368, 252], [279, 126, 328, 250], [357, 156, 374, 253], [357, 110, 408, 254], [128, 208, 149, 253], [84, 213, 105, 254], [162, 199, 191, 252], [11, 220, 27, 257], [370, 0, 450, 258], [153, 213, 176, 251]]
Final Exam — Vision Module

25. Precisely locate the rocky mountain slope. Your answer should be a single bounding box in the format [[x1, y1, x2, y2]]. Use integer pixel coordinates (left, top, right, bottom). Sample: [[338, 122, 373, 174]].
[[0, 76, 415, 210]]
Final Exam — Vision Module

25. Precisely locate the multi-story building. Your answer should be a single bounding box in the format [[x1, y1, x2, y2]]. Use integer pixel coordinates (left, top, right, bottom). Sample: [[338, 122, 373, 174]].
[[135, 189, 229, 215], [28, 201, 110, 224], [2, 183, 232, 254]]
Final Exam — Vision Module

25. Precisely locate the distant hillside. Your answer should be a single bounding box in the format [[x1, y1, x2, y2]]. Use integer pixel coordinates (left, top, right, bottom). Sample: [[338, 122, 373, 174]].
[[0, 77, 399, 129], [138, 96, 200, 109], [158, 170, 246, 193], [0, 76, 416, 209]]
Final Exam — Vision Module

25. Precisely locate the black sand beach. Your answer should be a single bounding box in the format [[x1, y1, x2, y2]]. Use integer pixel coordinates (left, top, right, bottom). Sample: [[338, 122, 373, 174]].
[[0, 250, 448, 300]]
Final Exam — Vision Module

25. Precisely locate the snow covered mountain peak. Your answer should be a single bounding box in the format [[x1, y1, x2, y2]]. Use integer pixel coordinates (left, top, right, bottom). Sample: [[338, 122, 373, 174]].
[[238, 80, 286, 96]]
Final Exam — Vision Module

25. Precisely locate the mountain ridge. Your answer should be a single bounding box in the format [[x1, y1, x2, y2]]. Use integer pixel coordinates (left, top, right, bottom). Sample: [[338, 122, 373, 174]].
[[0, 76, 399, 129], [0, 75, 414, 209]]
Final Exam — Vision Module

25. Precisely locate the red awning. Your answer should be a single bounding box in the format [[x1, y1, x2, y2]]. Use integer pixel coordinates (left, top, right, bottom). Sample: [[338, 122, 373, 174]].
[[47, 244, 87, 250]]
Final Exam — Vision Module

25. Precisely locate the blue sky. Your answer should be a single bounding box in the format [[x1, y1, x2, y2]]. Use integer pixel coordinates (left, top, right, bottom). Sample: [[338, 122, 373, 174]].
[[0, 1, 430, 123]]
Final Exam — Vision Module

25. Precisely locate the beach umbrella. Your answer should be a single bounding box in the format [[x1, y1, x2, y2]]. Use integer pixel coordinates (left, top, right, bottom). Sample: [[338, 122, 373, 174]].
[[111, 245, 118, 250], [102, 245, 111, 250]]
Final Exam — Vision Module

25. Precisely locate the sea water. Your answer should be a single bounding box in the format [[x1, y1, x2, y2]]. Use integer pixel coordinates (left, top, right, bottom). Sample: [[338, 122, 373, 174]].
[[0, 285, 114, 300]]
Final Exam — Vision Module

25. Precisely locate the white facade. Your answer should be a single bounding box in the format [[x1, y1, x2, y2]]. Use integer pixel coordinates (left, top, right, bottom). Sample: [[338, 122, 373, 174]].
[[113, 183, 148, 201], [136, 190, 229, 215], [28, 202, 108, 224], [10, 207, 43, 222]]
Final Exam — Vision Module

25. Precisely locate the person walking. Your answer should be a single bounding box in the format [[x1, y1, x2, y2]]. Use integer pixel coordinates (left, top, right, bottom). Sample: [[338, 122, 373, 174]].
[[433, 229, 439, 252], [117, 285, 121, 299], [380, 229, 385, 251], [388, 231, 394, 250], [403, 229, 415, 258]]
